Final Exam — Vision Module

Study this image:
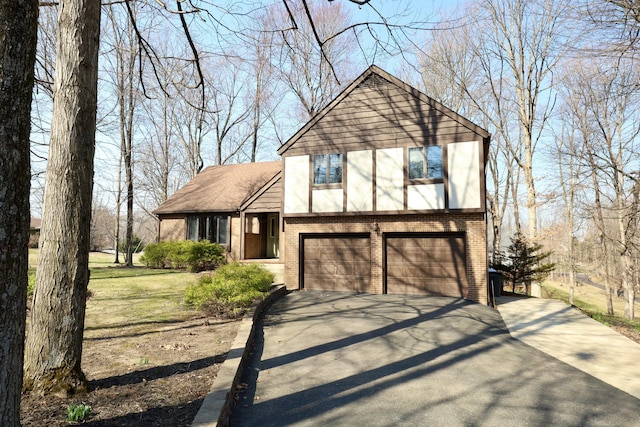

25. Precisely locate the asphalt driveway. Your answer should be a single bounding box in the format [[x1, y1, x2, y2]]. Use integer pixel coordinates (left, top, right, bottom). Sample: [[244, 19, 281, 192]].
[[229, 291, 639, 426]]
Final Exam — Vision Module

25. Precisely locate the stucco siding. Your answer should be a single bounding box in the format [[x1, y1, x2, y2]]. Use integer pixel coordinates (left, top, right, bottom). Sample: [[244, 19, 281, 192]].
[[284, 156, 309, 213], [407, 183, 445, 210], [376, 147, 404, 211], [346, 150, 373, 212], [448, 141, 481, 209], [312, 188, 343, 213]]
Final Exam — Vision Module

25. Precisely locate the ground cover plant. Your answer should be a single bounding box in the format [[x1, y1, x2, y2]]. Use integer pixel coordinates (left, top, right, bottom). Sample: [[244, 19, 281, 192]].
[[21, 251, 241, 426], [186, 262, 275, 317]]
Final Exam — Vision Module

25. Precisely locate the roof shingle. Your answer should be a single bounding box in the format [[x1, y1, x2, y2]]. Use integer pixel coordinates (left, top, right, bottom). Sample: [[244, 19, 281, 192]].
[[153, 161, 281, 215]]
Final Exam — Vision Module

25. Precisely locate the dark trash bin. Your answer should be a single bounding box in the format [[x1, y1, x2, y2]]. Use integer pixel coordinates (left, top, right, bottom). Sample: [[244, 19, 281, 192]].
[[488, 269, 503, 305]]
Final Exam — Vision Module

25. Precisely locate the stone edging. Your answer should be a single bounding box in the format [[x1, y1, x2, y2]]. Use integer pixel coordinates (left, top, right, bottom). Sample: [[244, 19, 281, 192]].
[[191, 284, 288, 427]]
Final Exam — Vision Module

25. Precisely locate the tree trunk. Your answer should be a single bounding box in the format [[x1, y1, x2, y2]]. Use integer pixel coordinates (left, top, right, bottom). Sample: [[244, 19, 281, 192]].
[[24, 0, 101, 395], [125, 152, 134, 266], [113, 149, 122, 264], [523, 147, 537, 239], [0, 0, 38, 422]]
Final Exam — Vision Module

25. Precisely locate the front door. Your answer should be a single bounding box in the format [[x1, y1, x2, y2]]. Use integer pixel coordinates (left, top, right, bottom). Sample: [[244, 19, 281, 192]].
[[266, 214, 279, 258]]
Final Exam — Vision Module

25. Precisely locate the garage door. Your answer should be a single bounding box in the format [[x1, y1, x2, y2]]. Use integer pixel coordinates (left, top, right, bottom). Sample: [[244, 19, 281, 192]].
[[302, 234, 371, 292], [385, 233, 467, 297]]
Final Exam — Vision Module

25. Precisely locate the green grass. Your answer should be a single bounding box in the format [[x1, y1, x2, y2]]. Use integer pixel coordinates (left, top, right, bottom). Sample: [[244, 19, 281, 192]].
[[85, 270, 198, 331], [89, 267, 178, 280], [541, 282, 640, 333], [28, 250, 200, 334], [541, 283, 602, 313], [29, 249, 142, 269]]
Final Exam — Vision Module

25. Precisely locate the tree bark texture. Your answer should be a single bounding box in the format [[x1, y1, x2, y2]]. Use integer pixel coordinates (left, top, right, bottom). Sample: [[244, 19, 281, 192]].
[[0, 0, 38, 422], [24, 0, 101, 395]]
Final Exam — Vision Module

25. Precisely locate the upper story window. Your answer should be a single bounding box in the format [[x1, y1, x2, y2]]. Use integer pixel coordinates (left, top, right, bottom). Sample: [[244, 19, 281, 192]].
[[408, 146, 443, 180], [313, 153, 343, 185], [187, 214, 229, 246]]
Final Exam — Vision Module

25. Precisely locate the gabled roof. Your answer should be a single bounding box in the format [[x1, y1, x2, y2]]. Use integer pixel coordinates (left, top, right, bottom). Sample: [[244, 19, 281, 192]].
[[30, 217, 41, 229], [277, 65, 490, 156], [153, 161, 281, 215], [240, 171, 282, 211]]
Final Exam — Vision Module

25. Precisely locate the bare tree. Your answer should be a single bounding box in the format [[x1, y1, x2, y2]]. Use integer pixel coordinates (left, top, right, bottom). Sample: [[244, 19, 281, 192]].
[[110, 5, 140, 266], [260, 0, 358, 120], [583, 0, 640, 56], [560, 56, 640, 318], [552, 109, 583, 306], [24, 0, 101, 394], [478, 0, 570, 239], [422, 0, 570, 240], [137, 88, 181, 208], [245, 31, 282, 162], [417, 6, 521, 256], [0, 0, 38, 423]]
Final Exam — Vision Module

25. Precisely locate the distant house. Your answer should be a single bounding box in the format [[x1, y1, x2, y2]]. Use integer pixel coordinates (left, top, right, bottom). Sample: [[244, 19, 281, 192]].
[[30, 217, 41, 235], [154, 66, 491, 304]]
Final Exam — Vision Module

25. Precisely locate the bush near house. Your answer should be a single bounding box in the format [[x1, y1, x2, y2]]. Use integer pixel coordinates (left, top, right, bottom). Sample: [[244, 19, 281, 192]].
[[185, 263, 275, 317], [140, 240, 226, 272]]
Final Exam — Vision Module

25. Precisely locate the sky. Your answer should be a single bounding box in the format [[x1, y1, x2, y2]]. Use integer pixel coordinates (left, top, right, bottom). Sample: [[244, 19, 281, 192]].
[[29, 0, 469, 217]]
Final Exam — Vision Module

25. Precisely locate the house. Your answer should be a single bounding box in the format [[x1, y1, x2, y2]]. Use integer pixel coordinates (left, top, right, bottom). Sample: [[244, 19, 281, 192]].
[[153, 161, 283, 260], [30, 217, 41, 235], [154, 65, 490, 304]]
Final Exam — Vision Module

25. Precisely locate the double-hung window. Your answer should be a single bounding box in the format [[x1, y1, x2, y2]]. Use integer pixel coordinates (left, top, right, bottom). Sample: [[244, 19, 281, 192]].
[[187, 215, 229, 245], [408, 146, 443, 181], [313, 153, 343, 185]]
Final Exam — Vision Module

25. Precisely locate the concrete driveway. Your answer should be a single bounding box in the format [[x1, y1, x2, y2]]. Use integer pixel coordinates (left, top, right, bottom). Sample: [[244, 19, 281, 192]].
[[228, 291, 640, 426]]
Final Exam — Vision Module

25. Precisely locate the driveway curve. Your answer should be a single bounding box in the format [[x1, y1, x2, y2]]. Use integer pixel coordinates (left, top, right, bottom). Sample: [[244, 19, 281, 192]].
[[230, 291, 638, 426]]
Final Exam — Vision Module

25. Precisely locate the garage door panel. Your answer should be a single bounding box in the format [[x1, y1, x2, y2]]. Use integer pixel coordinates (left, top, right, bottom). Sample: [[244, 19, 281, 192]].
[[404, 265, 463, 279], [305, 260, 371, 276], [386, 234, 467, 297], [391, 279, 465, 296], [303, 235, 371, 293], [395, 249, 463, 263], [305, 274, 368, 292]]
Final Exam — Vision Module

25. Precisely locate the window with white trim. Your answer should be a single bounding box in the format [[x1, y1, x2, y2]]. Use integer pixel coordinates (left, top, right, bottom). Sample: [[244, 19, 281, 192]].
[[313, 153, 343, 185], [408, 146, 443, 180]]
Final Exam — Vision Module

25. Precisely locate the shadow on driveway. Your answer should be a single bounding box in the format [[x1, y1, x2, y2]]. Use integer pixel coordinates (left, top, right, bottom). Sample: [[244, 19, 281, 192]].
[[230, 291, 639, 426]]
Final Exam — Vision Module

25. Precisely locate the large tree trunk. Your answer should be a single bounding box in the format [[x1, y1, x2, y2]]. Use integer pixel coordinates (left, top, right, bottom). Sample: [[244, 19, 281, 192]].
[[24, 0, 101, 395], [0, 0, 38, 422]]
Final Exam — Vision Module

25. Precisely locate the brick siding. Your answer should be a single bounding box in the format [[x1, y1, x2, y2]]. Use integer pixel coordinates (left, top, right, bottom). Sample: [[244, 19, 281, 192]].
[[283, 212, 488, 304]]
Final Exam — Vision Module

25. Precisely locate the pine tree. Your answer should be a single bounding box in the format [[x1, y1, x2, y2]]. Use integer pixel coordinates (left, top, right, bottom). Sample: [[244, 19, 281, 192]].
[[492, 232, 556, 295]]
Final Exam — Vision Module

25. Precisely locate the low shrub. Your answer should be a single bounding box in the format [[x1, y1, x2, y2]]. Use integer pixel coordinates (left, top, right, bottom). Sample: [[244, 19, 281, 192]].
[[185, 263, 275, 317], [119, 234, 144, 253], [67, 403, 91, 422], [141, 241, 226, 272], [27, 273, 36, 298]]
